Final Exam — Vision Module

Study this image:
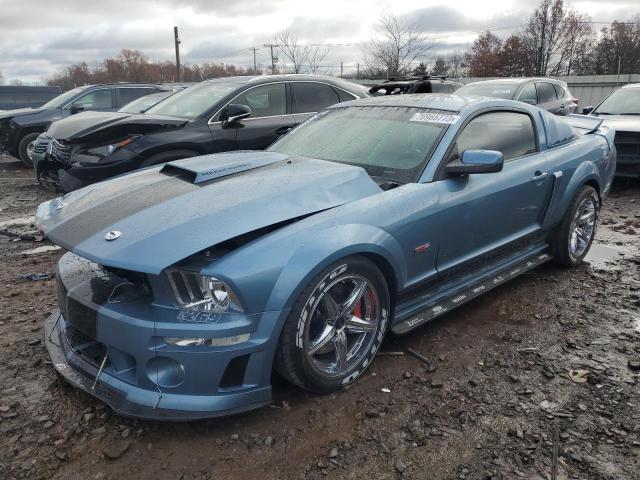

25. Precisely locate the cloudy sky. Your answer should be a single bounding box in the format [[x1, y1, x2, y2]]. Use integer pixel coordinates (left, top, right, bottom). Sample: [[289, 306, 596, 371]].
[[0, 0, 637, 83]]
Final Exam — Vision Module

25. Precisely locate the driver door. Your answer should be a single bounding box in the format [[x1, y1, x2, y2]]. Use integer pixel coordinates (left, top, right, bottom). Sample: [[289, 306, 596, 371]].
[[218, 83, 295, 151], [435, 110, 554, 283]]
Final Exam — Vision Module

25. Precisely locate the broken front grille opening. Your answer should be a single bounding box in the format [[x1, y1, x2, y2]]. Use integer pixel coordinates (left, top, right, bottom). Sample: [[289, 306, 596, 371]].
[[65, 326, 110, 369]]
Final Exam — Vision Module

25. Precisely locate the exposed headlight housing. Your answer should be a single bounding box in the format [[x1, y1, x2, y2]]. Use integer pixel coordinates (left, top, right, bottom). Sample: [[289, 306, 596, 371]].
[[164, 333, 250, 347], [167, 270, 243, 312], [86, 136, 138, 159]]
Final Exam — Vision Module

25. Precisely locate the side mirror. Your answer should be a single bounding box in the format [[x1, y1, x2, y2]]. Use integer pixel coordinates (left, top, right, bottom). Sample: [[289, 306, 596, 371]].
[[220, 104, 251, 128], [446, 150, 504, 175], [582, 106, 594, 115], [69, 103, 85, 115]]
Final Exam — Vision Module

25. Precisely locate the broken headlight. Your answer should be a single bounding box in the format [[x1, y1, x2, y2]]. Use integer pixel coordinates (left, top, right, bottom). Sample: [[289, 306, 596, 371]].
[[86, 136, 138, 159], [164, 334, 250, 347], [167, 270, 243, 312]]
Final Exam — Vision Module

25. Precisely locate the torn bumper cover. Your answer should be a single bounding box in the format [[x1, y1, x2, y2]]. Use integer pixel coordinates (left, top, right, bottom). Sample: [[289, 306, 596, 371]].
[[45, 252, 283, 420]]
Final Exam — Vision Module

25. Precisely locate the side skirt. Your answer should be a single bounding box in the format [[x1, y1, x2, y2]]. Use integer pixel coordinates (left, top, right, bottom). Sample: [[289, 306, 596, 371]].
[[391, 251, 552, 335]]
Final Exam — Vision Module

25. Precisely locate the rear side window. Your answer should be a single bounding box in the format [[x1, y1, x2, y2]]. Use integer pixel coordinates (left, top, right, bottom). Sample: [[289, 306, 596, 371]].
[[117, 87, 157, 107], [291, 82, 340, 114], [552, 84, 567, 100], [536, 82, 557, 103], [518, 83, 537, 104], [431, 82, 450, 93], [447, 111, 537, 162], [334, 88, 357, 102]]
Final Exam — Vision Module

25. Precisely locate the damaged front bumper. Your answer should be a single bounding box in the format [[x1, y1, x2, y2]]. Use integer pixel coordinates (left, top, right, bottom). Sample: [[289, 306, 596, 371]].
[[44, 252, 284, 420], [34, 135, 142, 192], [45, 311, 274, 420]]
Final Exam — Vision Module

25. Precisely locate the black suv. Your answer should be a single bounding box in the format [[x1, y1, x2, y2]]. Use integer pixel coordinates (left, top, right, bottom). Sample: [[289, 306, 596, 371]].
[[369, 75, 462, 95], [34, 75, 370, 192], [0, 83, 169, 165]]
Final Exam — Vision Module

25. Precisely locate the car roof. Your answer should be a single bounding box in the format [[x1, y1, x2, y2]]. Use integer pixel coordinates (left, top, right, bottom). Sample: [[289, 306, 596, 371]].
[[621, 83, 640, 89], [203, 74, 366, 86], [330, 93, 483, 112], [462, 78, 567, 86]]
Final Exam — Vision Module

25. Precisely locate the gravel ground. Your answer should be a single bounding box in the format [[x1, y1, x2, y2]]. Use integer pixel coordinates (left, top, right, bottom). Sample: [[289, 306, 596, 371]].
[[0, 155, 639, 480]]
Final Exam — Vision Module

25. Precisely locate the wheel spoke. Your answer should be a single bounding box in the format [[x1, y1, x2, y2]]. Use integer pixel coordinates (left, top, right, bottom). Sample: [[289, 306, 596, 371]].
[[322, 293, 340, 320], [345, 314, 377, 334], [309, 324, 336, 355], [578, 211, 595, 225], [333, 330, 348, 371], [341, 279, 368, 315]]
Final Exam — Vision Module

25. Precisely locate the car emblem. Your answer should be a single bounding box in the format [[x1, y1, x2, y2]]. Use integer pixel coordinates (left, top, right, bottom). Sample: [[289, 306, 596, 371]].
[[104, 230, 121, 241]]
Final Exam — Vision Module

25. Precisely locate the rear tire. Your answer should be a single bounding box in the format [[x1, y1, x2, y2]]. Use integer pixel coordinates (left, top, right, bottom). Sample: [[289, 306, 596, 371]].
[[274, 256, 390, 393], [139, 150, 199, 168], [18, 132, 41, 166], [552, 185, 600, 267]]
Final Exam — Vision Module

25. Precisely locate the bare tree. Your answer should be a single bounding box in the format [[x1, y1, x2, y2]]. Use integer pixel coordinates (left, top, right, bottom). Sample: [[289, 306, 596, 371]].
[[276, 30, 328, 74], [0, 71, 4, 85], [308, 47, 329, 74], [363, 10, 435, 77]]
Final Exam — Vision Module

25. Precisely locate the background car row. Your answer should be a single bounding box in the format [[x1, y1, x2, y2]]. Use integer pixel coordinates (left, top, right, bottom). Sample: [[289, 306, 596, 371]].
[[0, 74, 637, 192]]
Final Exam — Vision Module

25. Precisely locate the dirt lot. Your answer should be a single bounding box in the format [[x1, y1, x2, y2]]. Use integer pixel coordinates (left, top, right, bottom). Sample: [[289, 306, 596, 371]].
[[0, 154, 638, 480]]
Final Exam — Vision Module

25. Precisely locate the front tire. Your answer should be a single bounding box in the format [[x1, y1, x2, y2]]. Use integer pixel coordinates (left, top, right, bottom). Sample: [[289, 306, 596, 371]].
[[274, 256, 390, 393], [552, 185, 600, 266], [18, 132, 41, 166]]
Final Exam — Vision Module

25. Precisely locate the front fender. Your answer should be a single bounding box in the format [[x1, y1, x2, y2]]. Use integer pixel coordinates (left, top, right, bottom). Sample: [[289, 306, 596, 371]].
[[266, 223, 405, 313]]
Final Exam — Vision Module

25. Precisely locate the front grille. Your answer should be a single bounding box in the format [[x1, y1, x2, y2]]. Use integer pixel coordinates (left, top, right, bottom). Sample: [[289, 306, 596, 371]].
[[50, 139, 71, 163], [33, 138, 48, 154], [66, 297, 98, 339], [614, 132, 640, 161]]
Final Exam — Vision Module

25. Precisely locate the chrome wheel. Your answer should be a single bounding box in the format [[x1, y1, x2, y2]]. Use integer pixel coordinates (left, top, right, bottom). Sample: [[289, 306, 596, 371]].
[[26, 140, 36, 162], [305, 274, 380, 378], [569, 195, 597, 259]]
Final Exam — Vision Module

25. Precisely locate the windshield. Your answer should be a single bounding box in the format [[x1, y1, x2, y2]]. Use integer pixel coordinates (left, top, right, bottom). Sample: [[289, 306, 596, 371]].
[[119, 93, 171, 113], [40, 86, 86, 109], [269, 106, 448, 183], [594, 88, 640, 115], [145, 82, 237, 118], [456, 83, 519, 99]]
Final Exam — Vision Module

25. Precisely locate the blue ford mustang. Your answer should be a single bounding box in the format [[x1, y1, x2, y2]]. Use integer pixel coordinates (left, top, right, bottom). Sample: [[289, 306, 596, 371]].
[[36, 94, 616, 420]]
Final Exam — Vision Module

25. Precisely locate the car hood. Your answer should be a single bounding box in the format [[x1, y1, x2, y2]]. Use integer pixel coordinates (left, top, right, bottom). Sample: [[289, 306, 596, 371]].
[[36, 151, 382, 274], [597, 115, 640, 133], [0, 107, 45, 120], [46, 111, 189, 141]]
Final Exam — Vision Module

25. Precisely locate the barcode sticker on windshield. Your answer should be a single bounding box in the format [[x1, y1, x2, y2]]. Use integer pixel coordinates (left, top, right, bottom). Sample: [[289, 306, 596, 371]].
[[410, 112, 459, 124]]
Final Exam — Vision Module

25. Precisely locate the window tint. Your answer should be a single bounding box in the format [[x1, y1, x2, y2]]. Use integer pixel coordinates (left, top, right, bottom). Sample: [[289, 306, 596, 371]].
[[334, 87, 357, 102], [232, 83, 286, 118], [447, 111, 537, 163], [536, 82, 557, 103], [291, 82, 340, 113], [430, 82, 450, 93], [74, 89, 113, 109], [518, 83, 537, 104], [552, 84, 567, 100], [117, 87, 156, 107]]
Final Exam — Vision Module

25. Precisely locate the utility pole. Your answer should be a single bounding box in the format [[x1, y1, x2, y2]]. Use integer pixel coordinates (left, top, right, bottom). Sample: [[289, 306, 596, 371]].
[[249, 47, 259, 73], [356, 63, 359, 79], [174, 26, 181, 83], [340, 61, 343, 77], [263, 44, 278, 75]]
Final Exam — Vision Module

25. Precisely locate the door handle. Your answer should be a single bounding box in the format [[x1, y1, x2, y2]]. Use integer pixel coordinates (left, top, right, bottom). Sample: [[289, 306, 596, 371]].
[[531, 171, 549, 182], [275, 126, 293, 135]]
